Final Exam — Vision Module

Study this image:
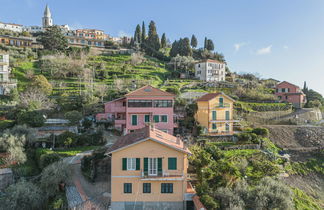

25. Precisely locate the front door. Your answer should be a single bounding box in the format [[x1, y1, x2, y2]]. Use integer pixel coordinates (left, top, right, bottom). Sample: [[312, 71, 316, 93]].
[[148, 158, 157, 176]]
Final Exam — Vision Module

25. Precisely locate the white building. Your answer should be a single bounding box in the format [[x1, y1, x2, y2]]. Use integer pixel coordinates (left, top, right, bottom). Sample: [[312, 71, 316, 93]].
[[0, 54, 16, 95], [195, 59, 226, 82], [23, 25, 43, 33], [0, 22, 23, 33]]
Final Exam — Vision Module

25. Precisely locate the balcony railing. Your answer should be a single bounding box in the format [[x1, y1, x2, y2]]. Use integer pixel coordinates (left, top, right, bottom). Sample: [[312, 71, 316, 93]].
[[214, 103, 230, 108], [141, 170, 184, 180], [210, 119, 240, 122]]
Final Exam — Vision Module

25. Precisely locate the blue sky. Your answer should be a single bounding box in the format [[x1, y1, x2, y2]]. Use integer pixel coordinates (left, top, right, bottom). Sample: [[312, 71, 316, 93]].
[[1, 0, 324, 95]]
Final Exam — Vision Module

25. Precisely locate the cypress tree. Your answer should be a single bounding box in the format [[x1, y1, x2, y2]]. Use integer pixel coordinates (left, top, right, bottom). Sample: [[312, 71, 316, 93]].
[[204, 37, 208, 49], [183, 37, 193, 56], [191, 34, 198, 48], [207, 39, 214, 51], [134, 24, 141, 43], [141, 21, 146, 42], [147, 20, 160, 51], [170, 40, 179, 57], [161, 33, 167, 48]]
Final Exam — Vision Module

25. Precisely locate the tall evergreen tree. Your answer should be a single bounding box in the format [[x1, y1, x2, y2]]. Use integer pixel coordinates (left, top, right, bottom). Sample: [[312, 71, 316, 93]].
[[204, 37, 208, 49], [161, 33, 167, 48], [38, 26, 68, 51], [134, 24, 141, 43], [206, 39, 214, 51], [191, 34, 198, 48], [141, 21, 146, 42], [182, 37, 192, 56], [147, 20, 160, 51], [303, 81, 308, 93], [170, 40, 179, 57]]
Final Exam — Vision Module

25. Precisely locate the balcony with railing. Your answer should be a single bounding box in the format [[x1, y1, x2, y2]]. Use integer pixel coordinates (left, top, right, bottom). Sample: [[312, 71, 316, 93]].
[[210, 118, 240, 123], [140, 169, 184, 181], [213, 103, 231, 108]]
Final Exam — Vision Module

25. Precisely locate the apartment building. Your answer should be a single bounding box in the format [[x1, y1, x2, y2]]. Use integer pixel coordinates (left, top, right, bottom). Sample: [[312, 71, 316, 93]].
[[0, 54, 16, 95], [195, 59, 226, 82]]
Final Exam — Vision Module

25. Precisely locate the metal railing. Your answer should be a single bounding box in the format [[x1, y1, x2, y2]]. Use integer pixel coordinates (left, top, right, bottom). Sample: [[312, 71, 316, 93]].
[[214, 103, 231, 108], [141, 170, 184, 178]]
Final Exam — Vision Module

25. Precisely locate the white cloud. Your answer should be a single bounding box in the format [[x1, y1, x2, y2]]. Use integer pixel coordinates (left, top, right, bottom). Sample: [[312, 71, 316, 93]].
[[256, 45, 272, 55], [234, 42, 247, 52], [283, 45, 289, 50], [118, 30, 131, 37]]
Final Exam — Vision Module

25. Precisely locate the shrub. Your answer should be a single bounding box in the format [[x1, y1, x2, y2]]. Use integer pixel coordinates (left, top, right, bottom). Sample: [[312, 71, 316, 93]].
[[17, 111, 46, 127], [40, 161, 70, 198], [249, 177, 293, 210], [252, 128, 269, 137], [1, 180, 45, 210], [200, 194, 219, 209], [235, 132, 260, 144], [64, 110, 82, 125], [39, 153, 61, 169]]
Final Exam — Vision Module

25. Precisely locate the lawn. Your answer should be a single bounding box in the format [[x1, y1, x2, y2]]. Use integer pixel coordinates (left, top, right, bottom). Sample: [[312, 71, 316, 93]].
[[36, 146, 100, 157]]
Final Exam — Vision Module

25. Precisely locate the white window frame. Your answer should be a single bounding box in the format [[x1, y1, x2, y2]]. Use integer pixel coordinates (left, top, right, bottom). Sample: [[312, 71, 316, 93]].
[[127, 158, 136, 171], [148, 158, 158, 176], [161, 115, 168, 123]]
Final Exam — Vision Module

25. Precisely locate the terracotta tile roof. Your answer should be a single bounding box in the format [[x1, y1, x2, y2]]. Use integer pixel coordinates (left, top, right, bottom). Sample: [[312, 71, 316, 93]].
[[192, 195, 207, 210], [277, 81, 300, 88], [196, 59, 225, 64], [125, 85, 175, 97], [106, 126, 191, 154], [196, 92, 235, 102]]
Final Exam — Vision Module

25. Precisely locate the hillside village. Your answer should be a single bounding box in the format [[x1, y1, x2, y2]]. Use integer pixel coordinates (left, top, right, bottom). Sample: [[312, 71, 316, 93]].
[[0, 4, 323, 210]]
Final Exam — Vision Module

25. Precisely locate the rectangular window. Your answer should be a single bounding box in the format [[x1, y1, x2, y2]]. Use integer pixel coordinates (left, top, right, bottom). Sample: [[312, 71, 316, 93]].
[[212, 123, 217, 130], [124, 183, 132, 193], [226, 123, 230, 131], [128, 100, 152, 107], [153, 100, 173, 107], [226, 111, 230, 120], [131, 115, 138, 126], [212, 111, 217, 120], [219, 98, 224, 107], [168, 158, 177, 170], [153, 115, 159, 123], [144, 115, 150, 123], [161, 115, 168, 123], [148, 158, 158, 176], [143, 183, 151, 193], [127, 158, 136, 170], [161, 183, 173, 193]]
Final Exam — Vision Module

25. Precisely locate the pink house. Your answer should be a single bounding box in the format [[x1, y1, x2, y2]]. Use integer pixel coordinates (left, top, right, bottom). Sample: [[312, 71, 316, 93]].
[[96, 85, 176, 134], [275, 81, 306, 108]]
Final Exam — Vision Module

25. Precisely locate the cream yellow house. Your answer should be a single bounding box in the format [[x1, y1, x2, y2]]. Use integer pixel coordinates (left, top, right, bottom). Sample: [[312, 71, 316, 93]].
[[195, 92, 237, 135], [106, 126, 193, 210]]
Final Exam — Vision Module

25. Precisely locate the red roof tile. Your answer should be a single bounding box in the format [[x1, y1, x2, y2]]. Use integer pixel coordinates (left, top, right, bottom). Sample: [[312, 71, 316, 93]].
[[196, 92, 235, 102], [196, 59, 225, 64], [125, 85, 175, 97], [106, 126, 191, 154], [192, 195, 207, 210]]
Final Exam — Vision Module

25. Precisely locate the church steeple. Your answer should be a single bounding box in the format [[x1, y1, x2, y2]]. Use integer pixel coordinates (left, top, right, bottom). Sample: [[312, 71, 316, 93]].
[[42, 4, 53, 28]]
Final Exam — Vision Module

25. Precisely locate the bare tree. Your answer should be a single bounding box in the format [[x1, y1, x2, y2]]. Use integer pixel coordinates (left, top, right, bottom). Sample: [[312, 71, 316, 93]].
[[94, 83, 108, 103], [19, 88, 55, 110]]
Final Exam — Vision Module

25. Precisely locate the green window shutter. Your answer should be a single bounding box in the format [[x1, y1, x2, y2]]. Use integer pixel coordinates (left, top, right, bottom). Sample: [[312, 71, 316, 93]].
[[144, 115, 150, 123], [144, 158, 148, 176], [226, 111, 230, 120], [161, 115, 168, 122], [158, 158, 162, 176], [168, 158, 177, 170], [212, 123, 217, 130], [226, 123, 230, 131], [131, 115, 137, 125], [122, 158, 127, 170], [219, 97, 224, 107], [212, 111, 217, 120], [136, 158, 140, 170], [153, 115, 159, 123]]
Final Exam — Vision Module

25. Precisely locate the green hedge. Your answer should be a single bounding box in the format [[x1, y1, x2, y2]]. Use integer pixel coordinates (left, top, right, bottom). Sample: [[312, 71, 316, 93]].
[[236, 101, 292, 112]]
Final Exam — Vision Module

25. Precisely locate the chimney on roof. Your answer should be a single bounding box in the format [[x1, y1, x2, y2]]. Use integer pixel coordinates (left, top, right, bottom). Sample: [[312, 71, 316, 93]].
[[183, 137, 189, 149], [150, 123, 155, 131], [176, 134, 181, 145]]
